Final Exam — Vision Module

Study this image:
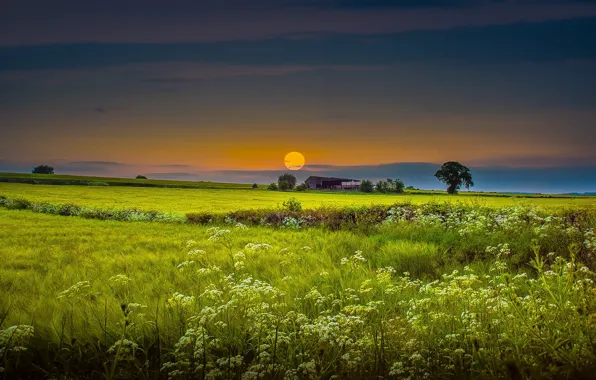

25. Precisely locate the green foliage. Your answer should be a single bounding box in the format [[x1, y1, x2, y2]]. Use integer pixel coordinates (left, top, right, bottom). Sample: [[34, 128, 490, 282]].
[[135, 175, 147, 179], [31, 165, 54, 174], [83, 180, 109, 186], [295, 183, 308, 191], [376, 178, 405, 193], [359, 179, 374, 193], [435, 161, 474, 194], [267, 182, 278, 191], [278, 172, 297, 189], [278, 180, 290, 191], [282, 197, 302, 212]]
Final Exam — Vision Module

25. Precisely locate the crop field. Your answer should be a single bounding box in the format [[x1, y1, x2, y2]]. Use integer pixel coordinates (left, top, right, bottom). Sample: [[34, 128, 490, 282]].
[[1, 182, 595, 216], [1, 182, 596, 379]]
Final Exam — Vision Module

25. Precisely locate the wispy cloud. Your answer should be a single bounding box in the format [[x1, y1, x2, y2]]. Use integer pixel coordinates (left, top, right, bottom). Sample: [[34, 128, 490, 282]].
[[2, 2, 596, 45]]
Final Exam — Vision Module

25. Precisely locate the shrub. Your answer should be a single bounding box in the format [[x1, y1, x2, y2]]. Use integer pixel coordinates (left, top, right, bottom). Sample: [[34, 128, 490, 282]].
[[267, 182, 278, 191], [359, 180, 374, 193], [278, 173, 297, 189], [32, 165, 54, 174], [295, 183, 308, 191], [376, 179, 405, 193], [278, 180, 290, 191], [282, 197, 302, 212], [252, 183, 258, 189], [135, 175, 148, 179]]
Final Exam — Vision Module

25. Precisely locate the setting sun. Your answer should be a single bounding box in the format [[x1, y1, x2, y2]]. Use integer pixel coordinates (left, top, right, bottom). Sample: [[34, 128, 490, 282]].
[[284, 151, 305, 170]]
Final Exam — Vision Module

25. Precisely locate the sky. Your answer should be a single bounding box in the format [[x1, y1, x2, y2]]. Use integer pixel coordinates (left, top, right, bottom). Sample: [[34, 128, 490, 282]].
[[1, 0, 595, 192]]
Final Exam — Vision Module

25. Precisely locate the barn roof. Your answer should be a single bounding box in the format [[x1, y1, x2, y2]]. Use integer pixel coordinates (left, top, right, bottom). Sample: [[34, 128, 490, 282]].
[[305, 176, 360, 182]]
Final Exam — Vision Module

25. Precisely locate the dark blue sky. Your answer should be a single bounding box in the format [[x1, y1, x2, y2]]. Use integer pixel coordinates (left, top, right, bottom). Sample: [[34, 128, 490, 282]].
[[1, 0, 595, 192]]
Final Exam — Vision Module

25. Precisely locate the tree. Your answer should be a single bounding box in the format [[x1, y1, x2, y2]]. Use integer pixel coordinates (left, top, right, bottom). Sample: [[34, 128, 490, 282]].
[[393, 179, 405, 194], [295, 183, 308, 191], [434, 161, 474, 194], [32, 165, 54, 174], [376, 178, 405, 193], [252, 183, 258, 189], [278, 173, 297, 189], [359, 180, 374, 193], [278, 180, 290, 191], [136, 175, 147, 179], [268, 183, 278, 191], [376, 180, 390, 193]]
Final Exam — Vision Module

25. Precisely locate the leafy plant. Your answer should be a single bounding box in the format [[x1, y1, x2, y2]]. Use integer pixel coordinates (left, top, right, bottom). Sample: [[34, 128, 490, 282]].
[[278, 173, 297, 189], [282, 197, 302, 212], [31, 165, 54, 174], [359, 179, 374, 193]]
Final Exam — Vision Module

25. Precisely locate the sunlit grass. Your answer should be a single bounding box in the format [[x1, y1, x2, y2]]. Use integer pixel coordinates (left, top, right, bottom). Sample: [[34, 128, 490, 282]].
[[1, 183, 595, 216]]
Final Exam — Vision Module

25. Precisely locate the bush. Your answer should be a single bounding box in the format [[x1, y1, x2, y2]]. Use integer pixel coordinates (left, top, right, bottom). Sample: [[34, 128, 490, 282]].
[[136, 175, 148, 179], [278, 180, 290, 191], [359, 180, 374, 193], [376, 179, 405, 193], [278, 173, 297, 189], [32, 165, 54, 174], [267, 182, 278, 191], [252, 183, 258, 189], [295, 183, 308, 191], [282, 197, 302, 212]]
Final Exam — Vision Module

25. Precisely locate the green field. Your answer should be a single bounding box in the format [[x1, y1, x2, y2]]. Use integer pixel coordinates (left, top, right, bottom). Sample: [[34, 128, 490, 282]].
[[0, 172, 261, 189], [2, 182, 595, 216], [2, 179, 596, 379]]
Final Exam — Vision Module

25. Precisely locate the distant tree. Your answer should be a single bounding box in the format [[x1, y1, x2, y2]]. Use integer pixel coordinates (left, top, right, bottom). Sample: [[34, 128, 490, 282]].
[[278, 173, 297, 189], [268, 183, 278, 191], [376, 180, 390, 193], [376, 178, 405, 193], [252, 183, 259, 189], [393, 179, 405, 193], [434, 161, 474, 194], [136, 175, 147, 179], [295, 183, 308, 192], [406, 185, 417, 190], [32, 165, 54, 174], [278, 180, 290, 191], [359, 180, 374, 193]]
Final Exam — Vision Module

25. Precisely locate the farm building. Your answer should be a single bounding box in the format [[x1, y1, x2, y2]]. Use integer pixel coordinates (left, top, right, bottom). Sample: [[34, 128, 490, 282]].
[[305, 176, 361, 190]]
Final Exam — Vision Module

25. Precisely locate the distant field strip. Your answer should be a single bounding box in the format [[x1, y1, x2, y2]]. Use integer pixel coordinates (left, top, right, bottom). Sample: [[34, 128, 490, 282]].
[[2, 183, 596, 215], [0, 172, 259, 189]]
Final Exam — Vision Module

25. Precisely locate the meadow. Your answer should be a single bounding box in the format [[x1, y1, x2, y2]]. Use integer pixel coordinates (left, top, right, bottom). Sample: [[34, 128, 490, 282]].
[[1, 181, 596, 379], [1, 182, 595, 217]]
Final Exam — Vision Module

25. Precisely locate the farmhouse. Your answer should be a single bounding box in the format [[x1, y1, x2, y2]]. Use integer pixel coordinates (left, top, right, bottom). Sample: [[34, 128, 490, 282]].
[[305, 176, 361, 190]]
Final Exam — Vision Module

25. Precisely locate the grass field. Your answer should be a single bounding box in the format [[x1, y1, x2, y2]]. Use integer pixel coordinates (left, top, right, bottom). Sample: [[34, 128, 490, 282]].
[[0, 172, 261, 189], [2, 180, 596, 379], [2, 182, 595, 216]]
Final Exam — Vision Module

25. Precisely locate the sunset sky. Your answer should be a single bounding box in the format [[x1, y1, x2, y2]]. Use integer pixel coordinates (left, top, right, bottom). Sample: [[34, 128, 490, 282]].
[[1, 0, 595, 192]]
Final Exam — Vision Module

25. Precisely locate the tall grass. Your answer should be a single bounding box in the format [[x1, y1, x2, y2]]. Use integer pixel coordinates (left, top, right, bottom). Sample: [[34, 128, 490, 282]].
[[1, 204, 596, 378]]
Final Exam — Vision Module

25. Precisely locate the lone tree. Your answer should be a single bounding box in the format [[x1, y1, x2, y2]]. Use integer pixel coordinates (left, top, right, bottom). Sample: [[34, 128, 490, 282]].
[[278, 173, 297, 189], [32, 165, 54, 174], [434, 161, 474, 194], [359, 180, 374, 193], [136, 175, 147, 179]]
